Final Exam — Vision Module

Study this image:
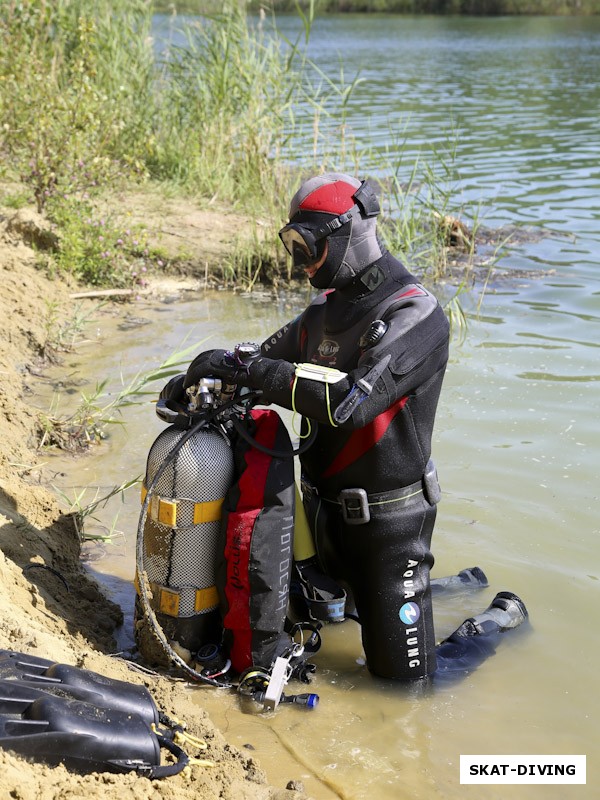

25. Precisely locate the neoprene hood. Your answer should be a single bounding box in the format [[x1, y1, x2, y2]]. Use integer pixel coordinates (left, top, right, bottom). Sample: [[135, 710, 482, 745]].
[[284, 172, 384, 289]]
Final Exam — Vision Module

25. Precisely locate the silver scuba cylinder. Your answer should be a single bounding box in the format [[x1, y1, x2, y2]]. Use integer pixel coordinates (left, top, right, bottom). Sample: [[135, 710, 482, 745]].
[[135, 344, 262, 668], [135, 422, 234, 662]]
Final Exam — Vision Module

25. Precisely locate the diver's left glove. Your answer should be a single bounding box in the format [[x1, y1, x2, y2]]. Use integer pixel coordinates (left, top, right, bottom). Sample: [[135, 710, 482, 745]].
[[184, 348, 275, 391], [159, 373, 186, 403], [156, 373, 187, 421]]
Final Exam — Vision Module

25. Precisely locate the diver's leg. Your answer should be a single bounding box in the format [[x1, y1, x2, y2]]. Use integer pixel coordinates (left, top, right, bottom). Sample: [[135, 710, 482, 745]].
[[434, 591, 529, 681], [430, 566, 489, 594]]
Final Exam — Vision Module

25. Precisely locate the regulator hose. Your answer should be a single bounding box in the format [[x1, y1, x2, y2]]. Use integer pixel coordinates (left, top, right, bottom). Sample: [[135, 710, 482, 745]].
[[230, 413, 318, 458]]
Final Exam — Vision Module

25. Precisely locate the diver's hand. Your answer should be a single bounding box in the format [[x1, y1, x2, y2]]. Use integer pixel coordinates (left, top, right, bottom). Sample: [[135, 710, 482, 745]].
[[184, 348, 274, 390], [159, 373, 186, 404], [184, 349, 234, 389], [156, 373, 187, 422]]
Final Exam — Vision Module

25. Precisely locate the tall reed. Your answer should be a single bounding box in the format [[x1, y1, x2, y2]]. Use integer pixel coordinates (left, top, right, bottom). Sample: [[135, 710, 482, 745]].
[[0, 0, 156, 211], [154, 6, 294, 200]]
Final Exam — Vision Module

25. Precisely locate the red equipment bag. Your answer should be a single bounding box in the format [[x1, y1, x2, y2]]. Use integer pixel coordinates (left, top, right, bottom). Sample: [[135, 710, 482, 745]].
[[216, 408, 295, 673]]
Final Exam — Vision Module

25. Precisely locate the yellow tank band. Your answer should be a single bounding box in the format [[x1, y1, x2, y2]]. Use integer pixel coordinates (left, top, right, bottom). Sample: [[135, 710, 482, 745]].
[[193, 498, 224, 524], [194, 585, 219, 612], [135, 573, 219, 618], [141, 486, 224, 528], [158, 586, 180, 616]]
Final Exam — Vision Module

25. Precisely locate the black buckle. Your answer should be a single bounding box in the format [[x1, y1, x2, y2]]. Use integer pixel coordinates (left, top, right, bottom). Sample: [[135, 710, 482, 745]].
[[339, 488, 370, 525]]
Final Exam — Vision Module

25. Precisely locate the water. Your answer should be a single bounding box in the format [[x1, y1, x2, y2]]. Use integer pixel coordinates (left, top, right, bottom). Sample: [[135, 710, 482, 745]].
[[39, 14, 599, 800]]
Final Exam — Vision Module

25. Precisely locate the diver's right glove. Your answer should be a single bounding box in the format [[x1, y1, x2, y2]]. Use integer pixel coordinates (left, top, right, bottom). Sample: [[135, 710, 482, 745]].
[[184, 348, 279, 392], [159, 373, 186, 403], [183, 349, 230, 389]]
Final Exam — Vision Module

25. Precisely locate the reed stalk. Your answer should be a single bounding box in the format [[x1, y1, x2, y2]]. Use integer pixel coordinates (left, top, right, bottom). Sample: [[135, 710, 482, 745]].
[[36, 337, 210, 451]]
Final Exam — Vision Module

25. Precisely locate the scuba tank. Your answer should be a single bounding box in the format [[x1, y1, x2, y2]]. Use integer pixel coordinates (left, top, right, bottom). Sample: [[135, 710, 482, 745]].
[[135, 423, 234, 659], [135, 343, 321, 708], [134, 347, 258, 670]]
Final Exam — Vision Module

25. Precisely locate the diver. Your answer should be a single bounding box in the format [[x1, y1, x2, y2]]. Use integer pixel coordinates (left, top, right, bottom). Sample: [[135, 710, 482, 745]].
[[163, 172, 528, 683]]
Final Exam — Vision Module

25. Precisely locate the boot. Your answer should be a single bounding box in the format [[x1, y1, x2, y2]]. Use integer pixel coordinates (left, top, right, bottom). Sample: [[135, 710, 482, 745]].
[[453, 591, 528, 637], [430, 566, 489, 593]]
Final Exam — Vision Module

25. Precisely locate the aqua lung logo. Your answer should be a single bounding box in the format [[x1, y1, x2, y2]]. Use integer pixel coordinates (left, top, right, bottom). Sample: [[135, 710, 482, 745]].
[[317, 339, 340, 359], [361, 264, 385, 291], [263, 324, 290, 353], [399, 602, 420, 625], [400, 559, 421, 669]]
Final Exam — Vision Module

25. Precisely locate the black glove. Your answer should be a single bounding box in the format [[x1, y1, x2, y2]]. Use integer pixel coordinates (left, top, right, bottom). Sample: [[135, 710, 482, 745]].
[[184, 348, 274, 391], [183, 349, 231, 390], [159, 373, 186, 404], [156, 373, 187, 423]]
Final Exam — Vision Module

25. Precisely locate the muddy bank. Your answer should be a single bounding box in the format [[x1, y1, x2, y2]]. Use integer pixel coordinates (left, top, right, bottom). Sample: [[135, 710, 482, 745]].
[[0, 200, 310, 800]]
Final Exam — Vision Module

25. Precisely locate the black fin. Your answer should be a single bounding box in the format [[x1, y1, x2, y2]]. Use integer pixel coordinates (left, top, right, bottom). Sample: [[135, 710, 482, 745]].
[[0, 679, 161, 773], [0, 677, 191, 778], [0, 650, 158, 725]]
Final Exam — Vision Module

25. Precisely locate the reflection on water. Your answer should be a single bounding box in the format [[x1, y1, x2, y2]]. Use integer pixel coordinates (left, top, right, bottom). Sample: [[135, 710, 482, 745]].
[[34, 14, 600, 800]]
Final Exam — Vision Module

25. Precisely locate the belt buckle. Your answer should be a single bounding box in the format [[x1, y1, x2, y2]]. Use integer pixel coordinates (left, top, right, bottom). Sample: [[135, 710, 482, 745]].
[[339, 488, 370, 525]]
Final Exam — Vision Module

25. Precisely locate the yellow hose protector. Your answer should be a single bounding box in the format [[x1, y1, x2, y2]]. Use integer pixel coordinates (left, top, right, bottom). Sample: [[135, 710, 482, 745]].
[[293, 483, 316, 562]]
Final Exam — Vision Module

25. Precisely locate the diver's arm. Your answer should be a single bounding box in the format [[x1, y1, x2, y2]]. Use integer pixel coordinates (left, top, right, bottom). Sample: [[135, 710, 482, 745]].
[[260, 313, 305, 362], [254, 293, 450, 429]]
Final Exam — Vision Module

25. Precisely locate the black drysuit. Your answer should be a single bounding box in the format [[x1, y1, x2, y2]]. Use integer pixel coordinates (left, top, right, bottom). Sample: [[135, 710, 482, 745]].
[[257, 252, 450, 680]]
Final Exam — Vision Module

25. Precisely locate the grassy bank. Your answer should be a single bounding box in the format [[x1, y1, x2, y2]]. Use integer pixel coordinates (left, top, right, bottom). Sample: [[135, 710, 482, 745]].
[[0, 0, 299, 282], [1, 0, 489, 291]]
